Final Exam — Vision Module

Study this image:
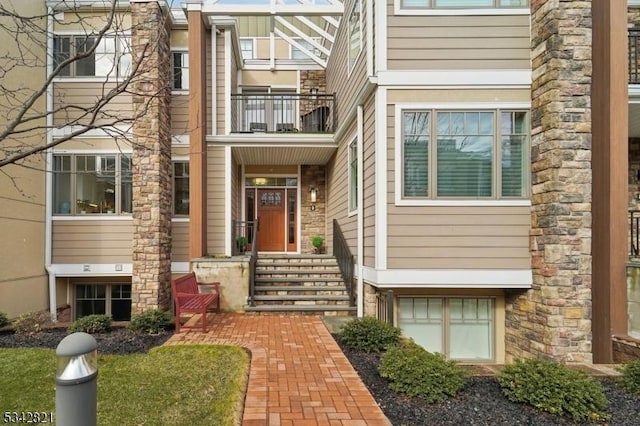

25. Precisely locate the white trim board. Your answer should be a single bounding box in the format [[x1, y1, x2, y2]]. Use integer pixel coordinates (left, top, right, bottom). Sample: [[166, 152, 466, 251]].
[[47, 263, 190, 275], [361, 267, 532, 288]]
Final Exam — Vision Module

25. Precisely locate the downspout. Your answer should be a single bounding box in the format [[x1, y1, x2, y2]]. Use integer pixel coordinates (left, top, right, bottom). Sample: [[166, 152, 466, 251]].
[[357, 104, 364, 317], [45, 8, 56, 321]]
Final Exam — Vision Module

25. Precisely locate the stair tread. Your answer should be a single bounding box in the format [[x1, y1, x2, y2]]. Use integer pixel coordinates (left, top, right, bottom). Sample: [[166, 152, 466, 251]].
[[256, 277, 345, 282], [245, 305, 356, 312], [255, 285, 347, 291], [256, 268, 341, 274], [253, 295, 350, 301]]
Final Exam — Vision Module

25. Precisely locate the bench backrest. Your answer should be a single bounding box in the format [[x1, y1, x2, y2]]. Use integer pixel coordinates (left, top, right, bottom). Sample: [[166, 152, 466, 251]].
[[172, 272, 199, 296]]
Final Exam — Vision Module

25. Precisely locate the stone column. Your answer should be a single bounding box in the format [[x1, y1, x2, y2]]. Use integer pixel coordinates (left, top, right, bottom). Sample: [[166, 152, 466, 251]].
[[505, 0, 593, 363], [130, 1, 172, 313], [301, 165, 326, 254]]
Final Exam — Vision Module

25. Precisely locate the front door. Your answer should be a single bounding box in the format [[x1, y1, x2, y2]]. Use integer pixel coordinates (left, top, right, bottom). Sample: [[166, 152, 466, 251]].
[[256, 189, 285, 251]]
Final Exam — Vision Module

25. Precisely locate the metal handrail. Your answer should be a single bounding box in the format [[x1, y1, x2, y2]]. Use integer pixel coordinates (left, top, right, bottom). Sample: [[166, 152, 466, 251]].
[[333, 219, 355, 306], [230, 92, 336, 133], [248, 219, 259, 306], [631, 210, 640, 257]]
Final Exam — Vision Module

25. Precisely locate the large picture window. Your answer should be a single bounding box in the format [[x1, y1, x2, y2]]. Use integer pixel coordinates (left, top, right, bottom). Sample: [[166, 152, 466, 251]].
[[400, 109, 528, 199], [53, 34, 131, 78], [398, 297, 494, 361], [53, 153, 132, 215], [400, 0, 528, 9]]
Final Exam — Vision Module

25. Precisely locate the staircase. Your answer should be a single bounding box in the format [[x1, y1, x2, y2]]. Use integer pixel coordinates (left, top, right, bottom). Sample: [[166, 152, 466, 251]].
[[245, 254, 356, 316]]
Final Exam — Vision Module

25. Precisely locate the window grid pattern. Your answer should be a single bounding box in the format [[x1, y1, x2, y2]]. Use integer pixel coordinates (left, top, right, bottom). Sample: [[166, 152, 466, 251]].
[[53, 35, 131, 78], [173, 161, 190, 216], [172, 51, 189, 90], [75, 283, 131, 321]]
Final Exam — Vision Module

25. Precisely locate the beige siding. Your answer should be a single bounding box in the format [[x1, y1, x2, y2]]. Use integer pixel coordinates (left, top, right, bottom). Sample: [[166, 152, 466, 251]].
[[241, 70, 298, 87], [363, 95, 376, 268], [216, 31, 225, 134], [171, 95, 189, 135], [206, 146, 226, 255], [51, 220, 133, 263], [385, 92, 531, 270], [206, 30, 213, 135], [171, 221, 189, 262], [53, 82, 132, 127], [387, 3, 530, 70], [53, 12, 131, 32], [326, 0, 369, 130], [327, 120, 358, 260]]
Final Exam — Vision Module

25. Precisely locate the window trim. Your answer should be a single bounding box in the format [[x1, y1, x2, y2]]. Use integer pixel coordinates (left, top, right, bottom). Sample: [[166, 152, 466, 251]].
[[52, 32, 132, 79], [172, 159, 190, 217], [394, 0, 529, 15], [394, 102, 531, 206], [52, 152, 133, 217], [171, 50, 189, 92], [73, 282, 132, 321], [397, 296, 496, 362], [239, 38, 255, 60], [348, 137, 358, 215]]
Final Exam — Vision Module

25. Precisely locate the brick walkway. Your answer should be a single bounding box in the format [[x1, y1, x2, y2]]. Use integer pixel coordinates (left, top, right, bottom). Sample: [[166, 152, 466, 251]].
[[165, 313, 391, 426]]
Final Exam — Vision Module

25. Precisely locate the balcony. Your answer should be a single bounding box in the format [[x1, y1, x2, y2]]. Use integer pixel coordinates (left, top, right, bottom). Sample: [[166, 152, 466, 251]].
[[630, 29, 640, 84], [230, 93, 336, 134]]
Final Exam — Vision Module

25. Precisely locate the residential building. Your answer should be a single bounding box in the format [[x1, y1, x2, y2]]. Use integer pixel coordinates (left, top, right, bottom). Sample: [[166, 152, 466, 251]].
[[0, 0, 638, 364]]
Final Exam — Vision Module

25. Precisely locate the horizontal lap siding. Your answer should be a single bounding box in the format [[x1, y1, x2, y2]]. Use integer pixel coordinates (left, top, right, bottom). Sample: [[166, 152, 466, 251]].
[[171, 221, 189, 262], [53, 82, 132, 128], [216, 32, 225, 134], [206, 146, 225, 255], [387, 5, 530, 70], [171, 95, 189, 135], [363, 95, 376, 268], [52, 221, 133, 263]]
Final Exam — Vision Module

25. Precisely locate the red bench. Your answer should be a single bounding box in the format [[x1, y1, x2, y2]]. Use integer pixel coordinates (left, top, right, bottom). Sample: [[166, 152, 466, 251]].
[[171, 272, 221, 332]]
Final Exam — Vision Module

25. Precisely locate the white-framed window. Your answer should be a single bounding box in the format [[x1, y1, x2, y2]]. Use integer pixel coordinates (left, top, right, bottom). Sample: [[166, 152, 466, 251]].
[[240, 38, 254, 60], [52, 153, 132, 215], [74, 282, 131, 321], [53, 34, 131, 78], [399, 108, 529, 200], [172, 51, 189, 90], [348, 0, 362, 71], [399, 0, 528, 8], [173, 161, 190, 216], [398, 297, 495, 361], [348, 138, 358, 213]]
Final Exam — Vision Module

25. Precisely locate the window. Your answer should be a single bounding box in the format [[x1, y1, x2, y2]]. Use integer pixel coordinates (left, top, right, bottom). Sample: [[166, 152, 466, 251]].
[[173, 161, 190, 216], [398, 297, 494, 361], [291, 39, 321, 60], [348, 0, 362, 70], [172, 51, 189, 90], [401, 109, 528, 199], [240, 38, 254, 60], [53, 154, 132, 215], [349, 138, 358, 212], [53, 35, 131, 77], [75, 283, 131, 321], [400, 0, 528, 8]]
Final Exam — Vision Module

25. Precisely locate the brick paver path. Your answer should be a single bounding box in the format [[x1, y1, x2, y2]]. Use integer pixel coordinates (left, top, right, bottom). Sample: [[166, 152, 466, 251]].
[[165, 313, 391, 426]]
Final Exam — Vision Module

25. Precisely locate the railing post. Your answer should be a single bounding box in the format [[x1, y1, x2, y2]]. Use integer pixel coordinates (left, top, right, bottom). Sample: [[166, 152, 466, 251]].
[[386, 290, 394, 325]]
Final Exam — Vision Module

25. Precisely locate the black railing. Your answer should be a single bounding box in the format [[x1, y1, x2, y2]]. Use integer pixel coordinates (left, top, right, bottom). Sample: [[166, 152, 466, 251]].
[[631, 210, 640, 257], [333, 219, 355, 306], [230, 92, 336, 133], [376, 290, 395, 325], [232, 219, 259, 305], [630, 30, 640, 84]]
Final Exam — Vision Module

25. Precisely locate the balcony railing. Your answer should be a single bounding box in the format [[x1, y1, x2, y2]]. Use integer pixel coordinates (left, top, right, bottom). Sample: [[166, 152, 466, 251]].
[[230, 93, 336, 134], [630, 30, 640, 84]]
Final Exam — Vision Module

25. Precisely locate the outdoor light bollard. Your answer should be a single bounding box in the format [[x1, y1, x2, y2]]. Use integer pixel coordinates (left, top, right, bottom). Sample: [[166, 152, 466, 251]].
[[55, 332, 98, 426]]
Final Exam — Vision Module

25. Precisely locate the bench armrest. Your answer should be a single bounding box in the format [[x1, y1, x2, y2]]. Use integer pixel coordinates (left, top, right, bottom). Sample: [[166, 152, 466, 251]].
[[197, 281, 221, 292]]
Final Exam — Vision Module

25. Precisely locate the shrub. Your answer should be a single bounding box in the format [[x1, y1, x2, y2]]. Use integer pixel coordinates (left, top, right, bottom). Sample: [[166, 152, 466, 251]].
[[378, 341, 467, 403], [68, 314, 112, 334], [0, 312, 9, 328], [496, 358, 608, 423], [13, 311, 53, 335], [620, 359, 640, 394], [128, 309, 173, 334], [338, 316, 401, 353]]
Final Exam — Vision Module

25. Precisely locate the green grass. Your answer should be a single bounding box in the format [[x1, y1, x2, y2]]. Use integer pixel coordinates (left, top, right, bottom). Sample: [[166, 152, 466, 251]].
[[0, 345, 249, 426]]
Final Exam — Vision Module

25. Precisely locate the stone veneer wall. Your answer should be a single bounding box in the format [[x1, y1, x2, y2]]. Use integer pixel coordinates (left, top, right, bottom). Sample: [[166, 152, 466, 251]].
[[299, 70, 327, 118], [301, 165, 326, 254], [505, 1, 593, 363], [130, 1, 172, 313]]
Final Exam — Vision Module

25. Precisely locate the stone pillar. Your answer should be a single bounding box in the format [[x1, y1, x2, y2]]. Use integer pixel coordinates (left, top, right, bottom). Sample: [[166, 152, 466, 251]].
[[130, 1, 172, 313], [505, 0, 593, 363], [301, 165, 326, 254]]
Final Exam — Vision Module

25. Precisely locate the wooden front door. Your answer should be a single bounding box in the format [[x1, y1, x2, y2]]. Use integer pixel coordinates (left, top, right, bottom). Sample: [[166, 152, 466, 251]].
[[256, 189, 285, 251]]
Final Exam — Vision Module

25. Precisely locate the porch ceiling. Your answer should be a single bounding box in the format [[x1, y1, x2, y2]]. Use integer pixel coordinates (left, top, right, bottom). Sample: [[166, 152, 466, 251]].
[[232, 145, 336, 165]]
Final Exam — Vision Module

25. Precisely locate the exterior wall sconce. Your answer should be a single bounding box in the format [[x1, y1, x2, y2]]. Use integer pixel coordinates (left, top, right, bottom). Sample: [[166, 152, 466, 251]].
[[309, 186, 317, 210]]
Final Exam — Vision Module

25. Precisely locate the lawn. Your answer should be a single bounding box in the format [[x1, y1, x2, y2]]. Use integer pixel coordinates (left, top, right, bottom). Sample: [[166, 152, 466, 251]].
[[0, 345, 249, 426]]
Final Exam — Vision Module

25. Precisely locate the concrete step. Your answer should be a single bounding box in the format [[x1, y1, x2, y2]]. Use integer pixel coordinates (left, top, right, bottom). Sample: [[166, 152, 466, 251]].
[[255, 276, 345, 283], [253, 294, 350, 301], [254, 285, 348, 292], [244, 304, 356, 315]]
